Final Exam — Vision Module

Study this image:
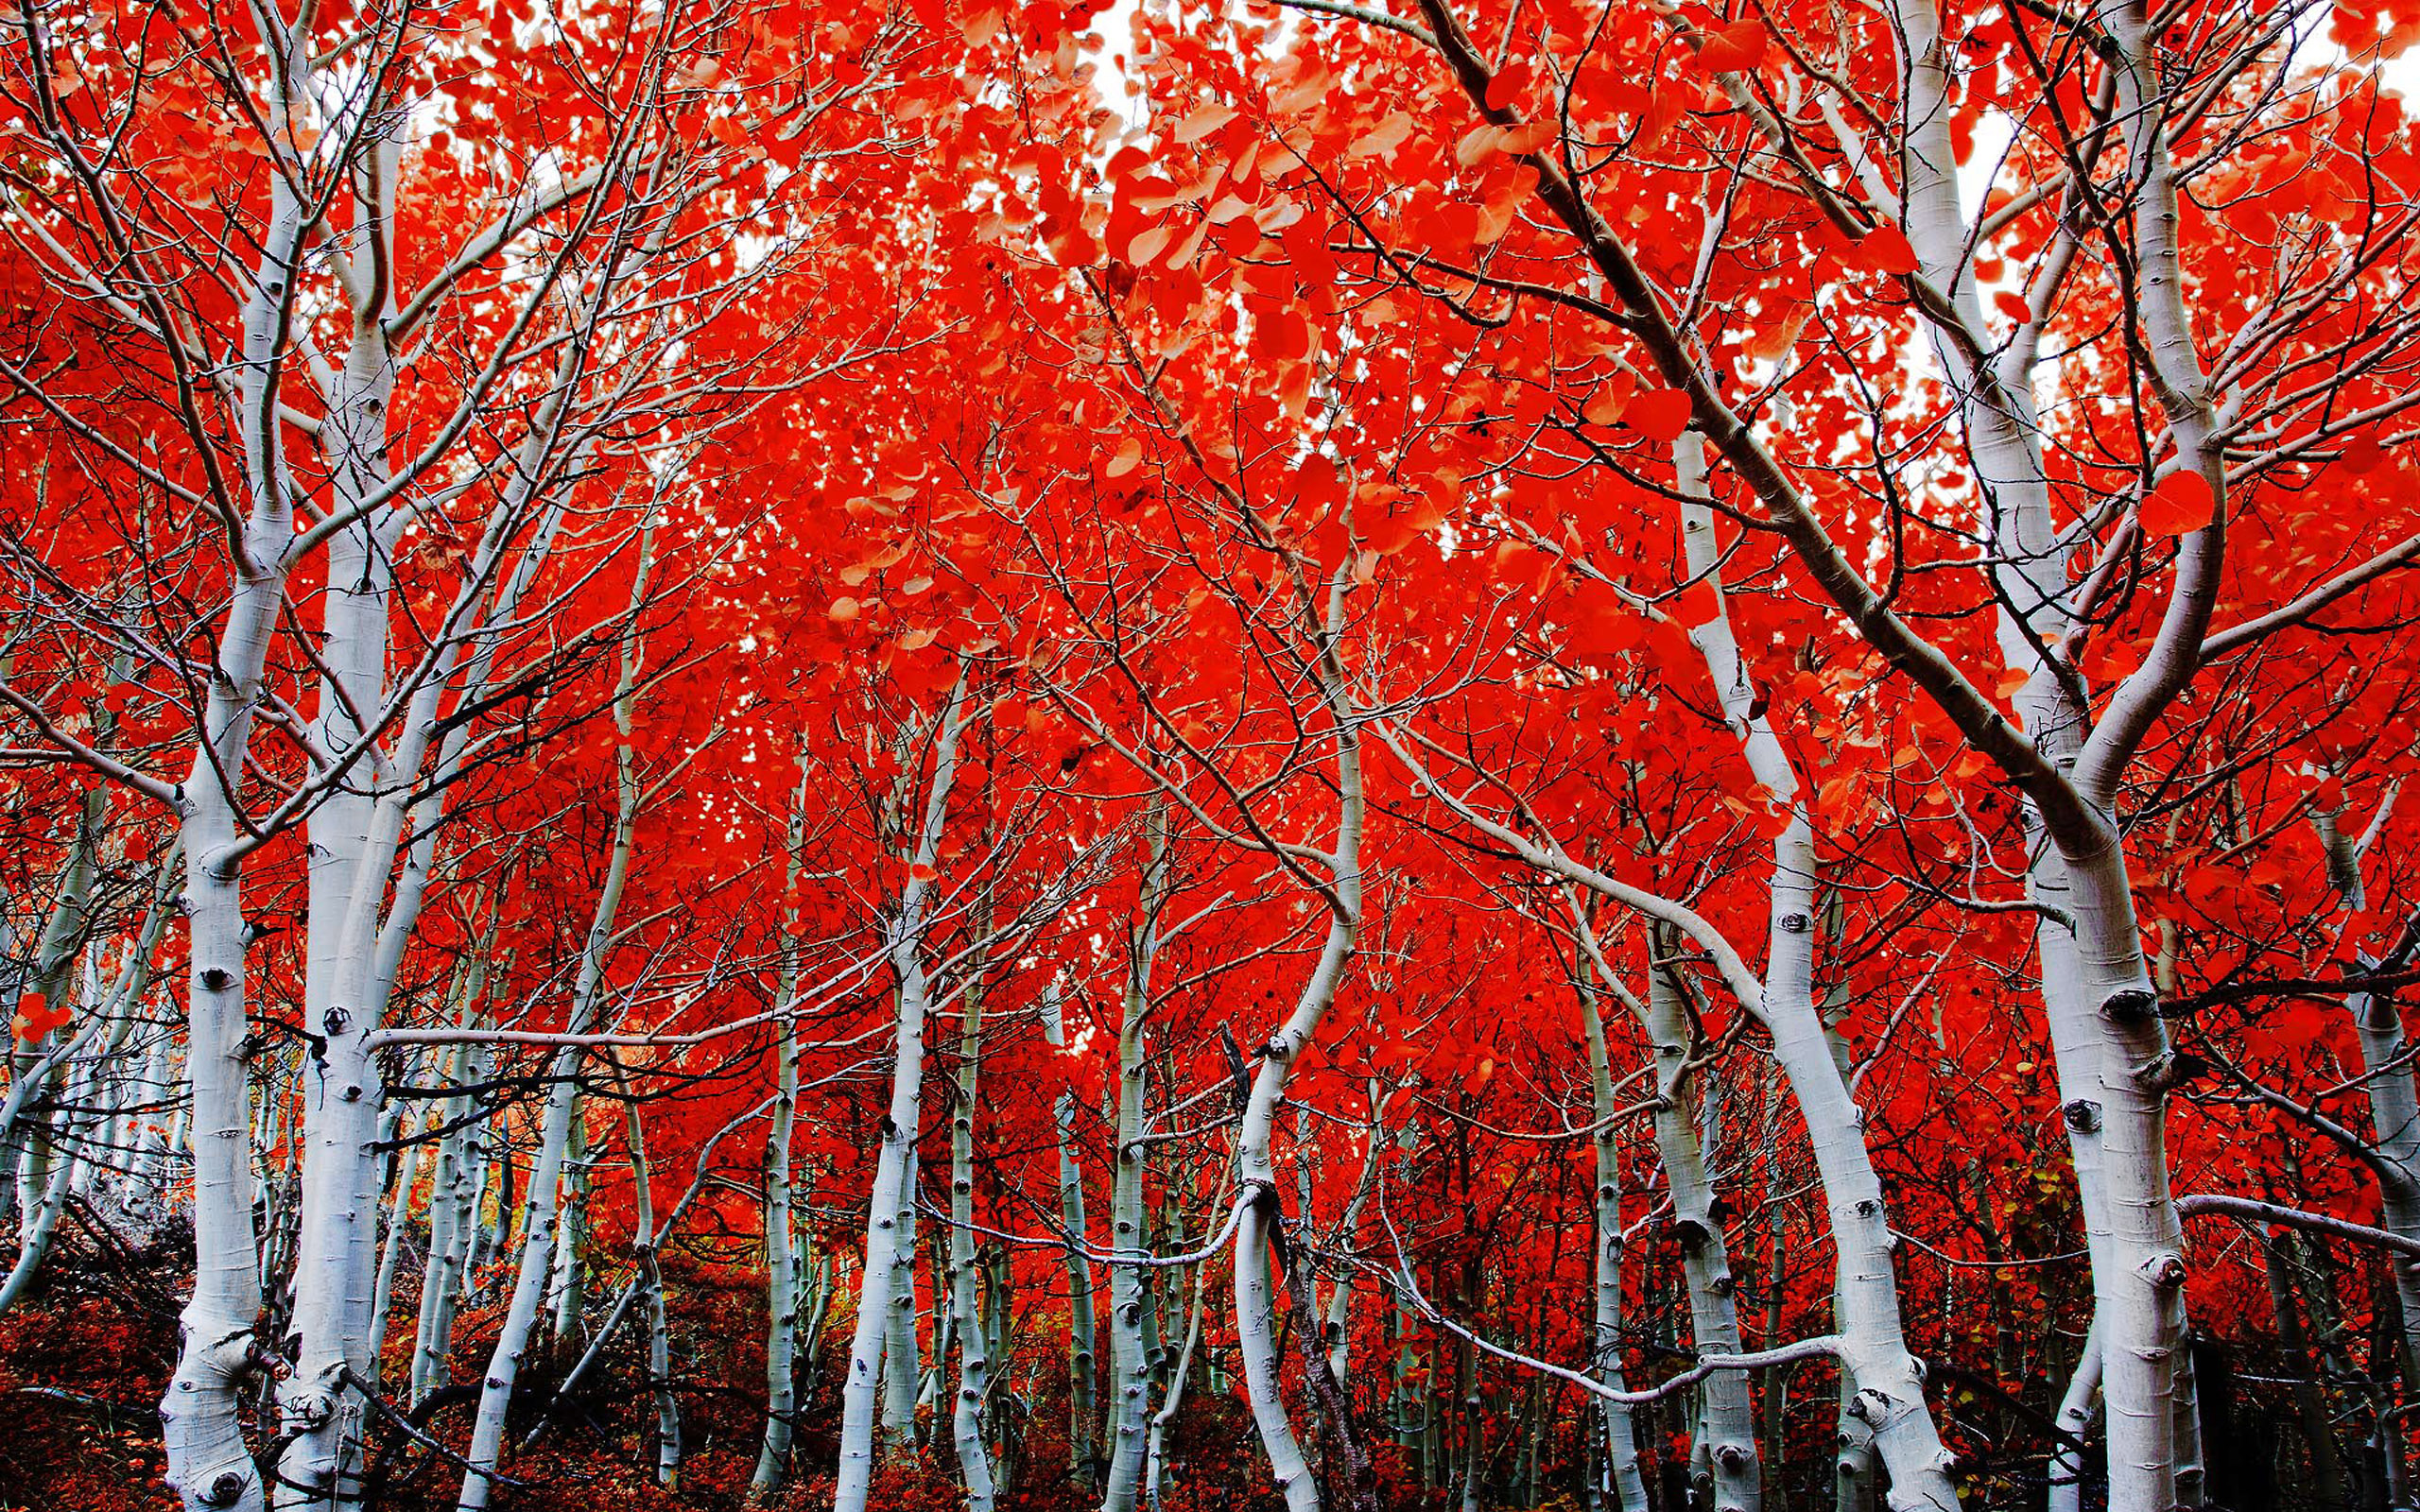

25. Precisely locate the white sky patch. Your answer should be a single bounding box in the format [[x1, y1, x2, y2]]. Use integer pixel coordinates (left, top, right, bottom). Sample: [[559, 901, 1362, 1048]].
[[1087, 0, 1152, 136]]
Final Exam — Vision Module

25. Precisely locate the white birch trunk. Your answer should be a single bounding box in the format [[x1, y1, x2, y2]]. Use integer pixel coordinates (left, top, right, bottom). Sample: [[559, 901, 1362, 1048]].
[[749, 1031, 802, 1496], [162, 291, 304, 1512], [1578, 966, 1651, 1512], [1045, 979, 1100, 1486], [833, 679, 970, 1512], [546, 1112, 590, 1364], [1101, 802, 1169, 1512], [1234, 565, 1364, 1512], [364, 1108, 421, 1382], [1674, 435, 1958, 1509], [412, 1039, 483, 1406], [751, 760, 817, 1498], [453, 563, 653, 1512], [948, 931, 996, 1512], [616, 1061, 681, 1486], [882, 1142, 925, 1443], [1639, 933, 1757, 1512], [2048, 1315, 2101, 1512]]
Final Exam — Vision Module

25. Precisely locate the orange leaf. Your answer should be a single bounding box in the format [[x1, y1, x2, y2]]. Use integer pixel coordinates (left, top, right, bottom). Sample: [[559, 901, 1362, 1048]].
[[1173, 101, 1237, 144], [1349, 112, 1413, 161], [1105, 437, 1145, 479], [1455, 125, 1503, 165]]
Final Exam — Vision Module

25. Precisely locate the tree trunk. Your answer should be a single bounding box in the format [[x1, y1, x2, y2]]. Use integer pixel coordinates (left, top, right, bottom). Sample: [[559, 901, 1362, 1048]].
[[1046, 979, 1100, 1488], [1578, 966, 1651, 1512], [1102, 802, 1169, 1512], [949, 922, 996, 1512], [454, 593, 650, 1512], [834, 681, 969, 1512]]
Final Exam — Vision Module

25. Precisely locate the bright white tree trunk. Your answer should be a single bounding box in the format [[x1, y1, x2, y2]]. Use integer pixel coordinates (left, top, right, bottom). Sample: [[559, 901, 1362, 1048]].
[[1045, 979, 1099, 1486], [752, 761, 817, 1499], [948, 931, 996, 1512], [881, 1142, 924, 1442], [1233, 567, 1364, 1512], [1638, 933, 1757, 1512], [833, 679, 970, 1512], [1578, 963, 1651, 1512], [615, 1060, 682, 1486], [750, 1027, 802, 1495], [1672, 435, 1958, 1508], [453, 555, 653, 1512], [412, 1039, 484, 1406], [1101, 803, 1168, 1512]]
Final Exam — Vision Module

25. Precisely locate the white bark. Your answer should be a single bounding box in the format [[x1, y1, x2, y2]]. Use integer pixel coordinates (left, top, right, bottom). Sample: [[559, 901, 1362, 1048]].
[[354, 1102, 413, 1385], [1234, 565, 1365, 1512], [1639, 934, 1757, 1512], [882, 1143, 925, 1441], [1663, 435, 1958, 1509], [751, 760, 817, 1498], [833, 678, 971, 1512], [619, 1061, 682, 1486], [454, 541, 655, 1512], [160, 163, 310, 1498], [546, 1112, 591, 1362], [411, 1039, 484, 1406], [1578, 963, 1651, 1512], [749, 1074, 798, 1490], [948, 916, 996, 1512], [1102, 802, 1170, 1512], [1045, 978, 1100, 1486], [2, 786, 101, 1251]]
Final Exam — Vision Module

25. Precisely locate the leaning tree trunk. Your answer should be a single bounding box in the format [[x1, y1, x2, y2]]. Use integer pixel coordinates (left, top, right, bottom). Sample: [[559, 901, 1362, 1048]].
[[454, 589, 651, 1512], [1668, 434, 1959, 1507], [834, 680, 970, 1512], [1232, 569, 1365, 1512]]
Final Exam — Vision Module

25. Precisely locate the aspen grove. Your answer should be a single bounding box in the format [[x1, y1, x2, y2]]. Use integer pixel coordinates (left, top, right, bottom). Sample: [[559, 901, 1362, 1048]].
[[4, 0, 2420, 1506]]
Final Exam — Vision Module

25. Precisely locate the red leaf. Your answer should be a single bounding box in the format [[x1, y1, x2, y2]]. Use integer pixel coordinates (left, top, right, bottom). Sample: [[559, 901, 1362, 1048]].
[[2140, 470, 2216, 536], [1695, 20, 1768, 72], [1628, 388, 1692, 441], [1851, 227, 1920, 276]]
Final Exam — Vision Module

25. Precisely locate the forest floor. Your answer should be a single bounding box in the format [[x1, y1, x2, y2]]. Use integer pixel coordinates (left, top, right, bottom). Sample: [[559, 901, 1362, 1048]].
[[0, 1219, 1362, 1512]]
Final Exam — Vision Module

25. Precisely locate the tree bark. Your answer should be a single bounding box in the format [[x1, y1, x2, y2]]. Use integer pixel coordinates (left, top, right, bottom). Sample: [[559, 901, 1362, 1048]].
[[833, 679, 970, 1512]]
